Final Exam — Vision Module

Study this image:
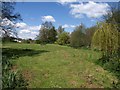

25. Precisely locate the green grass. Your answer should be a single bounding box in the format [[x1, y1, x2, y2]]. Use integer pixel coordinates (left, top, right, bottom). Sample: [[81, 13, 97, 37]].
[[2, 43, 118, 88]]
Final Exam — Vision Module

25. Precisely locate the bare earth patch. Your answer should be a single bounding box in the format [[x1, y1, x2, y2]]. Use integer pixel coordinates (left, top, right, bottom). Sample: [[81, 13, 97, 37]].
[[22, 69, 33, 81]]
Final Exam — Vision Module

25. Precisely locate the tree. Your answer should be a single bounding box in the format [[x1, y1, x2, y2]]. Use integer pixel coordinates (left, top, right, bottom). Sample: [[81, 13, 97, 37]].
[[56, 32, 70, 45], [39, 26, 48, 44], [70, 25, 86, 48], [91, 22, 119, 57], [104, 3, 120, 57], [48, 26, 57, 43], [0, 2, 22, 38], [57, 25, 64, 34], [85, 26, 97, 46], [38, 21, 57, 44], [104, 4, 120, 32]]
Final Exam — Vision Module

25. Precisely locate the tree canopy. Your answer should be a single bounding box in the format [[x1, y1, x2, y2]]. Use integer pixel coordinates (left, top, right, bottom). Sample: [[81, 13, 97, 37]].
[[0, 2, 22, 38], [38, 21, 57, 44], [70, 25, 86, 48]]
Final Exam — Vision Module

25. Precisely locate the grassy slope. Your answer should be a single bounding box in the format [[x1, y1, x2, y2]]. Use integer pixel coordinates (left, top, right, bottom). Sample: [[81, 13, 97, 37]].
[[2, 43, 118, 88]]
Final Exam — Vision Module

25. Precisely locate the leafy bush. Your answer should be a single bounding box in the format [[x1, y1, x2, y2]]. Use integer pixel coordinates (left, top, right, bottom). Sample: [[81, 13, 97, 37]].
[[35, 40, 41, 44], [56, 32, 70, 45], [98, 56, 120, 88]]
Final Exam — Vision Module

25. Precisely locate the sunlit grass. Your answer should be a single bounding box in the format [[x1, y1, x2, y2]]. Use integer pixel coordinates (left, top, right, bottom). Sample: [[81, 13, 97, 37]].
[[2, 43, 118, 88]]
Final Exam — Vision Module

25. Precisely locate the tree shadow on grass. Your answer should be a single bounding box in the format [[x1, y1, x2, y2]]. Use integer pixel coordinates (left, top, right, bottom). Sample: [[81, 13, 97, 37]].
[[1, 48, 50, 89], [2, 48, 49, 60]]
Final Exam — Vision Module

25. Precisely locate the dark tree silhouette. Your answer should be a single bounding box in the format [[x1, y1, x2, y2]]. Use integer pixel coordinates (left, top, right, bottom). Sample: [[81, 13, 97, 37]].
[[0, 2, 22, 38]]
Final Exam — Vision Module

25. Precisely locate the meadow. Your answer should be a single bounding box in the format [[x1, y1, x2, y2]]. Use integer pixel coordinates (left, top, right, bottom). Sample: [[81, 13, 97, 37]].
[[2, 43, 118, 88]]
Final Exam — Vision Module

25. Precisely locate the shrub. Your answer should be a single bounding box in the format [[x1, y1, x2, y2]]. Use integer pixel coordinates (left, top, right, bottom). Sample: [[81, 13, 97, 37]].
[[56, 32, 70, 45]]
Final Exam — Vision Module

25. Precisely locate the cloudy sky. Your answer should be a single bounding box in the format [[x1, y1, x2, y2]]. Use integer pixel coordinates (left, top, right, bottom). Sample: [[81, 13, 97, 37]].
[[14, 1, 119, 39]]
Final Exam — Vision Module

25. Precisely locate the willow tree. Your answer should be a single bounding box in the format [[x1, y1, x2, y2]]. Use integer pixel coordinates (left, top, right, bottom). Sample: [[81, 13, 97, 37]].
[[91, 22, 119, 57]]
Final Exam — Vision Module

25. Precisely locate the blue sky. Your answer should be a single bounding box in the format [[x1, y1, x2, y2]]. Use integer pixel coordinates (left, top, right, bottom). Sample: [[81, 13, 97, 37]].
[[14, 1, 119, 39]]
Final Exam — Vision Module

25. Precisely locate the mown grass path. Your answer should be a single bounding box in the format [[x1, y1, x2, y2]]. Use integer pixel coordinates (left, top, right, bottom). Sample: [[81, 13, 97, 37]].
[[2, 43, 118, 88]]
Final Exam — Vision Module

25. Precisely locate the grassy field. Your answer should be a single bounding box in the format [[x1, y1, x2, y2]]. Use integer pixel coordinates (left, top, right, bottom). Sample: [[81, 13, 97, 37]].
[[2, 43, 118, 88]]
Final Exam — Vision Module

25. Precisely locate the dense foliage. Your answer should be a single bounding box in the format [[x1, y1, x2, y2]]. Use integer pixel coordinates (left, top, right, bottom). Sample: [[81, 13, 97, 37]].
[[85, 26, 96, 46], [91, 22, 120, 88], [38, 22, 57, 44], [70, 25, 86, 48], [92, 22, 119, 57], [48, 26, 57, 43], [56, 32, 70, 45]]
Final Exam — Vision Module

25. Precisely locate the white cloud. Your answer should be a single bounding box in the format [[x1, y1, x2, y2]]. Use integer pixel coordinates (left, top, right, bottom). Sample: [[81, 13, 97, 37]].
[[31, 32, 38, 35], [41, 15, 56, 22], [28, 26, 40, 30], [58, 0, 77, 4], [19, 29, 31, 34], [18, 29, 39, 39], [70, 1, 110, 18], [15, 22, 27, 28], [15, 22, 41, 31], [62, 24, 69, 28], [16, 22, 41, 39], [62, 24, 76, 28], [70, 25, 76, 28]]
